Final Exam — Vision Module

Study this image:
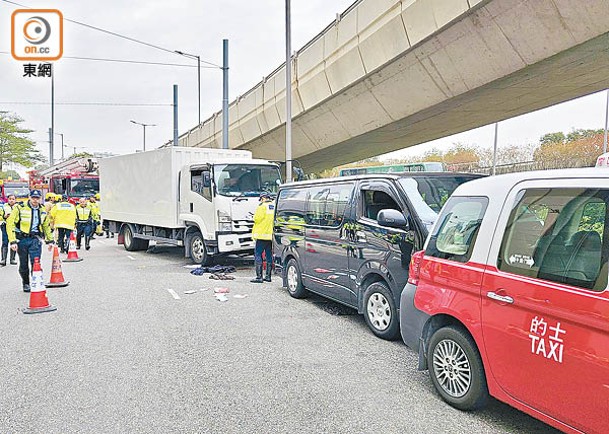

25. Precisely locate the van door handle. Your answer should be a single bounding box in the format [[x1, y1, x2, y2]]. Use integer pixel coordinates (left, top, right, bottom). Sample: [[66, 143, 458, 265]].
[[486, 292, 514, 304]]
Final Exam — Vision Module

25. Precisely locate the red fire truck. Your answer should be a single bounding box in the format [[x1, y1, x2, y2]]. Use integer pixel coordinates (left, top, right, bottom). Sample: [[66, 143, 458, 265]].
[[0, 179, 30, 203], [35, 157, 100, 204]]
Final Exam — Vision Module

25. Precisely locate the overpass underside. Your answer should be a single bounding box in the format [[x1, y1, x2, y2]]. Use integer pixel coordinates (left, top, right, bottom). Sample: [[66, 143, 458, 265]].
[[182, 0, 609, 173]]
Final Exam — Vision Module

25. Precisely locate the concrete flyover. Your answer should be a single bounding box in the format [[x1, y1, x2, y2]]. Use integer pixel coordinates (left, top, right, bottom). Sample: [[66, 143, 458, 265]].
[[178, 0, 609, 173]]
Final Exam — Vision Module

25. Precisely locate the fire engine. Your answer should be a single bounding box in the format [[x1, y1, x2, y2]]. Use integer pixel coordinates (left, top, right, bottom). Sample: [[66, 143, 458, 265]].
[[0, 179, 30, 203], [33, 157, 100, 204]]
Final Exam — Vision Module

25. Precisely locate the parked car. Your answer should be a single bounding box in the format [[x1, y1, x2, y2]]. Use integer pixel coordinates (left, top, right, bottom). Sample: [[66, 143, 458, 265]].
[[273, 172, 482, 340], [400, 168, 609, 434]]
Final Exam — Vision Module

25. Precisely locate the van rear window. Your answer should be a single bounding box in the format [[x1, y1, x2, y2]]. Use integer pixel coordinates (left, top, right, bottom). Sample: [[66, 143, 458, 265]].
[[498, 188, 609, 291]]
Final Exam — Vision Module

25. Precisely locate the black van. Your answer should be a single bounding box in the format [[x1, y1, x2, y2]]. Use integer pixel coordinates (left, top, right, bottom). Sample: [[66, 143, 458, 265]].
[[273, 172, 482, 340]]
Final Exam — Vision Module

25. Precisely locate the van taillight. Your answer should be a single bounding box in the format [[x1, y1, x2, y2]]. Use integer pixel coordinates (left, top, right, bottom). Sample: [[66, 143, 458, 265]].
[[408, 250, 425, 286]]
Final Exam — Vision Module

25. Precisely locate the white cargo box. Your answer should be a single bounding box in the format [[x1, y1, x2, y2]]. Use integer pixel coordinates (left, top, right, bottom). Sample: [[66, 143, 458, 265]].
[[100, 147, 252, 228]]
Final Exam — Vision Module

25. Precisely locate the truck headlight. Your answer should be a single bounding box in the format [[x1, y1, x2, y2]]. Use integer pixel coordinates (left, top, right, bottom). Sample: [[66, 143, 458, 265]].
[[219, 222, 232, 232], [217, 210, 231, 223]]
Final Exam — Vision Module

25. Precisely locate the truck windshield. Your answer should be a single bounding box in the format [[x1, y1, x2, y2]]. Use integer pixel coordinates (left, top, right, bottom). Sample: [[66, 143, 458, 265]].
[[69, 178, 99, 198], [215, 164, 281, 197], [4, 184, 30, 198]]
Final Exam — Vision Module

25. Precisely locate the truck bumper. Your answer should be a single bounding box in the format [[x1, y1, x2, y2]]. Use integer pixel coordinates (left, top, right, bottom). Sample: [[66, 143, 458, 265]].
[[217, 233, 255, 253]]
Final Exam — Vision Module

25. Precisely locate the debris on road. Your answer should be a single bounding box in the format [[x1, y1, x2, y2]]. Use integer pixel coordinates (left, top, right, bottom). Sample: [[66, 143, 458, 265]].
[[209, 273, 235, 280], [183, 265, 200, 269], [199, 288, 210, 292], [213, 287, 230, 294], [233, 294, 248, 299], [190, 265, 237, 276], [214, 294, 228, 302], [184, 290, 197, 295]]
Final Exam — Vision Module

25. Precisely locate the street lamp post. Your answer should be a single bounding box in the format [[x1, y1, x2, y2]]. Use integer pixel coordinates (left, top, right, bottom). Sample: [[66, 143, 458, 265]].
[[175, 50, 201, 126], [130, 120, 157, 151]]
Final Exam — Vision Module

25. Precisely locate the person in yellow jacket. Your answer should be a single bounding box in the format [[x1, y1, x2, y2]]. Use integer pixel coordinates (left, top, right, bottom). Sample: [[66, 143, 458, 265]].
[[6, 189, 55, 292], [1, 194, 18, 266], [250, 193, 275, 283], [44, 192, 56, 213], [88, 194, 103, 236], [50, 195, 77, 253], [76, 198, 98, 250]]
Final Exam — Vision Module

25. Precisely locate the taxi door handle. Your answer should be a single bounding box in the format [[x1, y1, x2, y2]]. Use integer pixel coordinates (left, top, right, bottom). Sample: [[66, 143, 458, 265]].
[[486, 291, 514, 304]]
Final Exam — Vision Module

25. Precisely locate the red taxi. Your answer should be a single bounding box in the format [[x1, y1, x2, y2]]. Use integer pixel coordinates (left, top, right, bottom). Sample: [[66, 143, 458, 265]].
[[400, 168, 609, 434]]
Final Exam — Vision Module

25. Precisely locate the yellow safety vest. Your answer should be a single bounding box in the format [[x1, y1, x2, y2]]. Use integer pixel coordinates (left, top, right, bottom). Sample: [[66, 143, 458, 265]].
[[252, 201, 275, 241], [50, 202, 77, 230], [6, 202, 53, 243], [76, 205, 94, 222]]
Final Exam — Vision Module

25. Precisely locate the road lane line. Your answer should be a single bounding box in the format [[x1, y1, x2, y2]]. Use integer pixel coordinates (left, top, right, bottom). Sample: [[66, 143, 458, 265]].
[[166, 288, 181, 300], [127, 255, 136, 261]]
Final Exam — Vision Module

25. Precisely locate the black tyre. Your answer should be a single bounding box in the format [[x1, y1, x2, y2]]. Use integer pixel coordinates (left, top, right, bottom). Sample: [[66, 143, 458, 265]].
[[427, 326, 489, 411], [122, 225, 137, 251], [122, 225, 149, 251], [190, 232, 211, 265], [285, 258, 307, 298], [363, 281, 400, 340]]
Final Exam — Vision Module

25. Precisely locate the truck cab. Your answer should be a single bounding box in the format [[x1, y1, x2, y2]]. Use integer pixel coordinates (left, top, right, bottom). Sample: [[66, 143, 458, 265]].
[[179, 160, 281, 263]]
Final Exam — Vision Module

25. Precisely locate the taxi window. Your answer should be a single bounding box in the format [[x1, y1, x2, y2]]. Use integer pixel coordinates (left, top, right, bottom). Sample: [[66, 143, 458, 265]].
[[498, 188, 609, 291], [426, 197, 488, 263]]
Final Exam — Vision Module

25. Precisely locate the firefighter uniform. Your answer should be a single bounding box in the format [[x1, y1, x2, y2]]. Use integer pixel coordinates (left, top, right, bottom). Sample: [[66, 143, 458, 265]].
[[250, 193, 275, 283], [88, 195, 102, 236], [6, 191, 54, 291], [1, 198, 17, 266], [76, 203, 98, 250], [50, 198, 77, 253]]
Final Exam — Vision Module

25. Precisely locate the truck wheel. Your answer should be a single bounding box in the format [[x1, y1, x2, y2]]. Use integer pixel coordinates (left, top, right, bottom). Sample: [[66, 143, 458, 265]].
[[190, 233, 211, 265], [363, 281, 400, 341], [427, 326, 489, 411], [122, 225, 137, 251], [122, 225, 149, 251]]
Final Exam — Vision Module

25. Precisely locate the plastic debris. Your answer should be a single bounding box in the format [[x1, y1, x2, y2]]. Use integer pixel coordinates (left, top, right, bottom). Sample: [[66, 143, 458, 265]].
[[214, 287, 230, 294], [199, 288, 210, 292], [233, 294, 248, 299], [183, 265, 200, 269], [214, 294, 229, 302], [184, 290, 197, 294]]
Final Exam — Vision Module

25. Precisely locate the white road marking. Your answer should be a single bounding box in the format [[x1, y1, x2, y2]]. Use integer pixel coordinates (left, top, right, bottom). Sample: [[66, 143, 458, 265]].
[[127, 255, 136, 261], [166, 288, 181, 300]]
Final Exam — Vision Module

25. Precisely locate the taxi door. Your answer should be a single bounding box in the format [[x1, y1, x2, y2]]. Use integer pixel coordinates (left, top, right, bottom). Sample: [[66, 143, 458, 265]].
[[480, 180, 609, 433]]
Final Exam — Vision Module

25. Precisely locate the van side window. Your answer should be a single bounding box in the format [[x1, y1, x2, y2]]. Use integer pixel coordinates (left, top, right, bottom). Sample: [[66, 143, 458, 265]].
[[498, 188, 608, 291], [426, 197, 488, 263], [306, 185, 352, 227], [362, 190, 400, 221], [276, 188, 307, 222]]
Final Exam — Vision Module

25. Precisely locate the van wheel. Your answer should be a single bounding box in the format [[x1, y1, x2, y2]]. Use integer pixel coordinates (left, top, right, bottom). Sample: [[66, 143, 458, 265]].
[[427, 326, 489, 411], [190, 232, 211, 265], [363, 281, 399, 340], [285, 258, 307, 298]]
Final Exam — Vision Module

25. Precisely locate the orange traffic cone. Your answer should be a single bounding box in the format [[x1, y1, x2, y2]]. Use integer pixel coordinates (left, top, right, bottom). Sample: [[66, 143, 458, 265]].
[[64, 231, 83, 263], [23, 257, 57, 314], [46, 245, 69, 288]]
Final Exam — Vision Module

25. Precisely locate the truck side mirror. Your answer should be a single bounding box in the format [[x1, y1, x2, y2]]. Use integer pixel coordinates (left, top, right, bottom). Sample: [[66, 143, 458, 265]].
[[203, 171, 211, 188], [378, 209, 410, 230]]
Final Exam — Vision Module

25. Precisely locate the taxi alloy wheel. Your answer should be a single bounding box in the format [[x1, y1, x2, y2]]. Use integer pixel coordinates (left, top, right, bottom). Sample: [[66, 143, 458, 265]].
[[428, 326, 489, 411], [363, 282, 399, 341], [286, 258, 307, 299]]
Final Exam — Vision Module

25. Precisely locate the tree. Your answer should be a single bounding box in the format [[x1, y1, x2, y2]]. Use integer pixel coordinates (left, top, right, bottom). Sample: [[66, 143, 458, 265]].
[[0, 169, 21, 180], [533, 130, 604, 165], [0, 111, 43, 172]]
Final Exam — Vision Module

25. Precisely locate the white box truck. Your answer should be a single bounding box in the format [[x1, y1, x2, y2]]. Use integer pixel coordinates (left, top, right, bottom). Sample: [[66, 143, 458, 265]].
[[99, 147, 281, 264]]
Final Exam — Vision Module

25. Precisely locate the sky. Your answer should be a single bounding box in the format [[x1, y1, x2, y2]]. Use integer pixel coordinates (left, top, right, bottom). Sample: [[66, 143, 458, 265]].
[[1, 0, 608, 172]]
